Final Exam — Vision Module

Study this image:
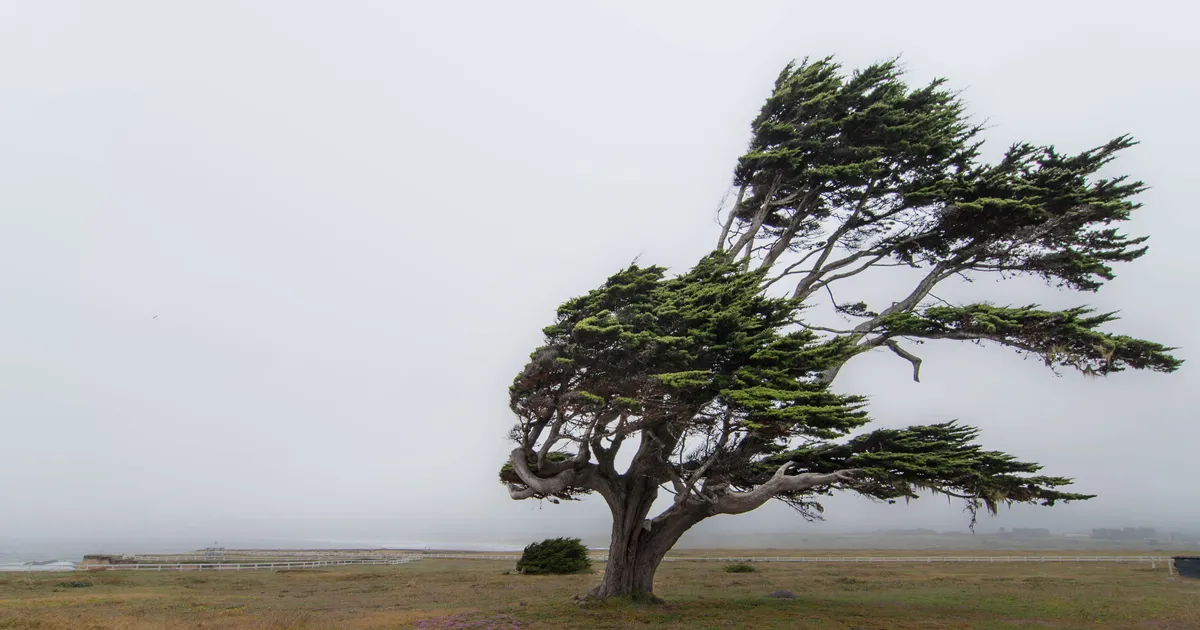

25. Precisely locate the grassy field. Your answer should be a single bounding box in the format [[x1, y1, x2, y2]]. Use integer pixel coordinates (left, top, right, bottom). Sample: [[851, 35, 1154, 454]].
[[1, 553, 1196, 629]]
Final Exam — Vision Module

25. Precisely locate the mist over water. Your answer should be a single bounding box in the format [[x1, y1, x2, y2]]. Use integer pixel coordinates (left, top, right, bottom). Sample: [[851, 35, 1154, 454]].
[[0, 536, 527, 569]]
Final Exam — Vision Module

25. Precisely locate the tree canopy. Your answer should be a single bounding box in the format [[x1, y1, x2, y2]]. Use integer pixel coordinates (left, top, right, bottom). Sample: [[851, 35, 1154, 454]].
[[499, 56, 1180, 600]]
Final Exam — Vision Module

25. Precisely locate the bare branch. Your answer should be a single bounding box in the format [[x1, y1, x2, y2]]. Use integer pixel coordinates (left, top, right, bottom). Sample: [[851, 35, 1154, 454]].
[[927, 292, 954, 307], [796, 322, 856, 335], [536, 414, 565, 468], [507, 485, 547, 500], [665, 465, 688, 498], [727, 175, 782, 260], [716, 185, 747, 251], [673, 411, 733, 508], [524, 409, 553, 451], [883, 339, 923, 383], [790, 232, 848, 299], [761, 188, 820, 268], [818, 263, 958, 385], [792, 247, 885, 300], [808, 252, 888, 293], [782, 179, 876, 294], [713, 462, 860, 515], [762, 264, 814, 290]]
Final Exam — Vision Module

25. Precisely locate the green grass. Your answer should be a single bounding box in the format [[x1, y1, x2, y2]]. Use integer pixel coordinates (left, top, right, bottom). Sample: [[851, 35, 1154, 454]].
[[0, 554, 1196, 629]]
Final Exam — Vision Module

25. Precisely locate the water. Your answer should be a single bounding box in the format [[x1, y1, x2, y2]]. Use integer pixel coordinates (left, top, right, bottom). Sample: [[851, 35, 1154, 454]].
[[0, 560, 79, 572], [0, 536, 526, 572]]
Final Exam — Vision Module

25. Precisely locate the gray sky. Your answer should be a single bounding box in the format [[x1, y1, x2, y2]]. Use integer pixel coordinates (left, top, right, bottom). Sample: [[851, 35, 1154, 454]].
[[2, 1, 1197, 546]]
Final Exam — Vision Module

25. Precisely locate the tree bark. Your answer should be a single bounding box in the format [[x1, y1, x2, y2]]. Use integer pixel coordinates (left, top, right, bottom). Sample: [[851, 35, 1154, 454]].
[[590, 478, 708, 601]]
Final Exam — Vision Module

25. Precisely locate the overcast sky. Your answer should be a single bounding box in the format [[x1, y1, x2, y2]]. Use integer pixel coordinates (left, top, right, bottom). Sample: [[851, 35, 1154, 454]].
[[2, 1, 1197, 548]]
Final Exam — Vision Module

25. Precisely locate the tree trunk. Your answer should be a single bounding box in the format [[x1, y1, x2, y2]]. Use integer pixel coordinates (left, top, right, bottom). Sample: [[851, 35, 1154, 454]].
[[591, 534, 665, 600], [590, 478, 708, 601], [590, 476, 658, 600]]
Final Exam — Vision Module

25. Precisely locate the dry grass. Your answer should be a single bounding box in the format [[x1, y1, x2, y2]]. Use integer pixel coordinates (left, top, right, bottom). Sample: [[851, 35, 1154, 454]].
[[1, 553, 1196, 629]]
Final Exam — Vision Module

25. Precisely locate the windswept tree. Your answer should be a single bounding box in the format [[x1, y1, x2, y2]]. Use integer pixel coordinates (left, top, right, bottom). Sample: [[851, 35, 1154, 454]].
[[500, 57, 1180, 601]]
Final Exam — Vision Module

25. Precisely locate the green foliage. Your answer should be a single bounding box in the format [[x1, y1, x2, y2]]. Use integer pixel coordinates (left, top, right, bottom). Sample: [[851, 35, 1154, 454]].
[[735, 57, 978, 234], [724, 563, 758, 573], [503, 54, 1180, 545], [730, 57, 1153, 296], [506, 256, 1118, 514], [879, 304, 1180, 376], [516, 538, 592, 575], [506, 256, 870, 501], [897, 137, 1149, 292], [769, 421, 1095, 527]]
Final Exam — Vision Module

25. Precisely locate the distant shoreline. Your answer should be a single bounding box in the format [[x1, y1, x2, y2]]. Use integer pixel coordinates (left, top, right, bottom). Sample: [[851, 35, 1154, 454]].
[[3, 530, 1195, 570]]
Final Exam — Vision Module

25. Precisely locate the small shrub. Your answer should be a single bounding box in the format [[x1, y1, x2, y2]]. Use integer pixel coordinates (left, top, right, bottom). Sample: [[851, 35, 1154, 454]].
[[55, 580, 93, 588], [724, 562, 757, 573], [516, 537, 591, 575]]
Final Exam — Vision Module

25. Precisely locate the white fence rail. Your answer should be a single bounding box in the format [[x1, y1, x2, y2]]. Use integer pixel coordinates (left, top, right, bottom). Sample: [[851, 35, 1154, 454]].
[[668, 555, 1169, 563], [82, 558, 415, 572], [128, 553, 410, 563], [134, 550, 419, 559], [418, 553, 1171, 564], [80, 553, 1176, 573]]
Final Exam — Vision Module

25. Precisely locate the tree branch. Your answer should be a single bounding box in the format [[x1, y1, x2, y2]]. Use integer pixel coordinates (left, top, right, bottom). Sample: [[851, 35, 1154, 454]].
[[536, 414, 565, 469], [785, 179, 876, 295], [716, 184, 748, 251], [807, 252, 889, 293], [713, 462, 860, 515], [818, 261, 960, 385], [673, 412, 734, 508], [796, 322, 857, 335], [761, 188, 820, 268], [727, 175, 782, 260], [506, 447, 581, 500], [883, 339, 923, 382]]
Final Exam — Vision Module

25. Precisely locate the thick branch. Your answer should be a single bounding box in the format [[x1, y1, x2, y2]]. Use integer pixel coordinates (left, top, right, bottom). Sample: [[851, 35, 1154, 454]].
[[536, 414, 565, 468], [712, 462, 859, 515], [506, 447, 580, 500]]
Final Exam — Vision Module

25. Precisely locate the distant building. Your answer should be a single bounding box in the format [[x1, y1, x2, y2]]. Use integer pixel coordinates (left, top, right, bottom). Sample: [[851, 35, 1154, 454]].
[[996, 528, 1051, 538], [1091, 527, 1157, 540]]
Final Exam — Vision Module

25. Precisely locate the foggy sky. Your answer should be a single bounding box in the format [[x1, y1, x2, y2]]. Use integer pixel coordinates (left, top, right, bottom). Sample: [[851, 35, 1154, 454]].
[[2, 1, 1197, 547]]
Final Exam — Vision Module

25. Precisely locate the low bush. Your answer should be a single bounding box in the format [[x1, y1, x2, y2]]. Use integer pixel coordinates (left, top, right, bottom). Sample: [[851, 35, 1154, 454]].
[[516, 537, 591, 575], [724, 562, 757, 573]]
